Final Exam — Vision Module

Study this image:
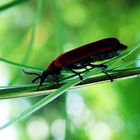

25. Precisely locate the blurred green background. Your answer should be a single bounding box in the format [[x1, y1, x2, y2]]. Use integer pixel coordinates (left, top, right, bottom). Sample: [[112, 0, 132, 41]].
[[0, 0, 140, 140]]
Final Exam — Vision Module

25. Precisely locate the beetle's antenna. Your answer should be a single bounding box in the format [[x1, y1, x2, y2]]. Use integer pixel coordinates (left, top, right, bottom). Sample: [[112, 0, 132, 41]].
[[23, 70, 41, 77], [23, 70, 42, 84]]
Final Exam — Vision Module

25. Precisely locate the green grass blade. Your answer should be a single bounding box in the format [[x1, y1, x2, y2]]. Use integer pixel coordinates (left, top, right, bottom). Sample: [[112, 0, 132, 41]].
[[0, 67, 140, 99], [0, 57, 43, 71], [0, 69, 102, 130], [0, 0, 30, 12], [0, 67, 140, 130]]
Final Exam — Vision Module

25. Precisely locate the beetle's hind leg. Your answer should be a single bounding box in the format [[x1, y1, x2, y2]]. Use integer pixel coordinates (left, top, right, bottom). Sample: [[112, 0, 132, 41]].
[[89, 63, 113, 82], [103, 71, 113, 82]]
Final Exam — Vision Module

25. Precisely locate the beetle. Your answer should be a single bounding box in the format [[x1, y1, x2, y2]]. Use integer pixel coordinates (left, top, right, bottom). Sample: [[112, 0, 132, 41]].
[[24, 38, 127, 89]]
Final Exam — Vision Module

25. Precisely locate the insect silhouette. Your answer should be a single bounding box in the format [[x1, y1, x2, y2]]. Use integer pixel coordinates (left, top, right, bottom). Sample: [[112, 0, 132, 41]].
[[24, 38, 127, 89]]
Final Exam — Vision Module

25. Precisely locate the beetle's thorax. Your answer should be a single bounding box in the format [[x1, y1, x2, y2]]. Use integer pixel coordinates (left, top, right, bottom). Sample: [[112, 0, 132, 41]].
[[47, 60, 61, 75]]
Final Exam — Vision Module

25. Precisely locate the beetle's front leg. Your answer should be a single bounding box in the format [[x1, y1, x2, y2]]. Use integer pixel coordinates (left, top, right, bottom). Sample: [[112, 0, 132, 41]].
[[52, 75, 60, 85]]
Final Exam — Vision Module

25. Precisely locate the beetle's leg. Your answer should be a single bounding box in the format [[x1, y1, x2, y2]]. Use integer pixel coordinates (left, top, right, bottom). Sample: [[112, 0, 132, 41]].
[[89, 63, 113, 82], [32, 76, 40, 83], [103, 71, 113, 82], [72, 69, 83, 81], [66, 67, 83, 81], [61, 63, 83, 81], [84, 66, 89, 71], [52, 76, 59, 85]]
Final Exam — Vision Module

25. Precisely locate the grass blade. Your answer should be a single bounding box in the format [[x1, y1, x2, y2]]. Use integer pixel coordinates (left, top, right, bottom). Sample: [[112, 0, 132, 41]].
[[0, 67, 140, 130], [0, 68, 103, 129], [0, 68, 140, 99], [0, 58, 42, 71], [0, 0, 30, 12]]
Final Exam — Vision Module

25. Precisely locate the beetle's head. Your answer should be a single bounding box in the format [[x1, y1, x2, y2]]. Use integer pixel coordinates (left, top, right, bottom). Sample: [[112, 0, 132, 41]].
[[24, 64, 61, 90], [32, 71, 49, 89], [23, 70, 49, 90], [36, 67, 61, 89]]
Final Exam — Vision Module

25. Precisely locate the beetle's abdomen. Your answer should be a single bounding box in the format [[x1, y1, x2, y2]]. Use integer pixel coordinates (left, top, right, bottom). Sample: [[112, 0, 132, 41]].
[[54, 38, 127, 68], [47, 38, 127, 72]]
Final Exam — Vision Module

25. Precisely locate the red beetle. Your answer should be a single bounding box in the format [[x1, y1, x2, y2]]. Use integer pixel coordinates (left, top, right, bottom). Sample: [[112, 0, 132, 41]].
[[24, 38, 127, 88]]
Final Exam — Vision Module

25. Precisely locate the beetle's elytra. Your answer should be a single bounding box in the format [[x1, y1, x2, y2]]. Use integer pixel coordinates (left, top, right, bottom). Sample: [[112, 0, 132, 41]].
[[24, 37, 127, 89]]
